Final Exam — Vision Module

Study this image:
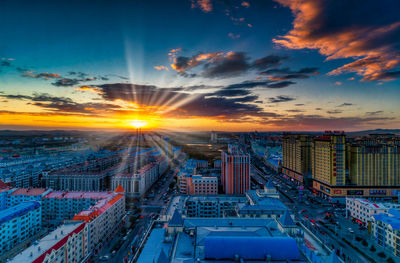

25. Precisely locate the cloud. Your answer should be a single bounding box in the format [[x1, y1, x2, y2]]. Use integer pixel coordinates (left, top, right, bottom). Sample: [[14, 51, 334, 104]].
[[337, 102, 353, 107], [228, 33, 241, 39], [366, 110, 384, 116], [251, 55, 288, 70], [52, 78, 80, 87], [202, 52, 251, 78], [266, 81, 296, 88], [170, 52, 224, 72], [76, 83, 271, 121], [263, 114, 395, 129], [295, 103, 304, 106], [1, 92, 120, 116], [23, 72, 61, 79], [269, 95, 295, 103], [191, 0, 212, 12], [241, 1, 250, 8], [1, 61, 11, 67], [154, 65, 169, 71], [327, 109, 342, 114], [260, 67, 319, 80], [334, 81, 342, 86], [273, 0, 400, 81]]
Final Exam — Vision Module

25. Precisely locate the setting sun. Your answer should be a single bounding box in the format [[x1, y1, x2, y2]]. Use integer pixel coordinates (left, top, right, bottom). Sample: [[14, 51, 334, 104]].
[[129, 120, 148, 129]]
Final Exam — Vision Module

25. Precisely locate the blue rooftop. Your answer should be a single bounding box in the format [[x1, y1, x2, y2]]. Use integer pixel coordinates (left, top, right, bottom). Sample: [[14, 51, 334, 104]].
[[137, 229, 171, 263], [0, 201, 40, 225], [204, 236, 301, 260], [169, 209, 184, 226], [279, 210, 296, 227], [373, 209, 400, 230]]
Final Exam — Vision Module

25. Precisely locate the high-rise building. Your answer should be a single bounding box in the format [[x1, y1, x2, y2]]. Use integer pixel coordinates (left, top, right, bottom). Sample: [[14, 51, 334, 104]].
[[221, 144, 250, 195], [311, 132, 346, 188], [281, 134, 312, 184], [349, 137, 400, 186]]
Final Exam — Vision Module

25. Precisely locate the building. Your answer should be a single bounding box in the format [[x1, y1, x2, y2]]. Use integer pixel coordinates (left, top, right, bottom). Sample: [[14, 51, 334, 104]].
[[345, 198, 400, 225], [41, 190, 117, 227], [72, 187, 125, 250], [10, 221, 88, 263], [309, 133, 400, 201], [137, 212, 305, 263], [371, 209, 400, 256], [221, 144, 250, 195], [282, 134, 312, 184], [349, 137, 400, 187], [179, 175, 218, 195], [7, 188, 51, 207], [0, 201, 41, 256], [42, 155, 122, 191], [184, 195, 247, 217], [111, 158, 166, 198]]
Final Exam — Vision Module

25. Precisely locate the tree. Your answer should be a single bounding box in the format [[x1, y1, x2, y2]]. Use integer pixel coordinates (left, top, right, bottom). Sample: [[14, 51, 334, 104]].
[[387, 257, 395, 263], [362, 240, 368, 247], [370, 245, 376, 252]]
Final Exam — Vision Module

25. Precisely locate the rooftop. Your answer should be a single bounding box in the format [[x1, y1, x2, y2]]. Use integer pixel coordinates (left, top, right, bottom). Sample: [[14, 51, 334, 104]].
[[10, 188, 49, 196], [10, 221, 85, 263], [0, 201, 41, 224], [44, 190, 114, 199], [137, 228, 172, 263]]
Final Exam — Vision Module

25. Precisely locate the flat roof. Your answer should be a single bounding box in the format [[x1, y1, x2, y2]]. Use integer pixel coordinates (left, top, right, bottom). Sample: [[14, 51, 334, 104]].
[[44, 191, 113, 199], [10, 221, 85, 263], [10, 188, 49, 196], [0, 201, 40, 224]]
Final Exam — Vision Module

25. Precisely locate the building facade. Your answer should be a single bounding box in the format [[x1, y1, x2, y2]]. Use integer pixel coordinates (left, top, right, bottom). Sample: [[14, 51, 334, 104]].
[[221, 145, 250, 195], [282, 134, 312, 184], [0, 201, 42, 256]]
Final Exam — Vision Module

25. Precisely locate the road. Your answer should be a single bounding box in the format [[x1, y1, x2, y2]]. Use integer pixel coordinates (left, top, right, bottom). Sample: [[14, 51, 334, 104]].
[[95, 167, 177, 263]]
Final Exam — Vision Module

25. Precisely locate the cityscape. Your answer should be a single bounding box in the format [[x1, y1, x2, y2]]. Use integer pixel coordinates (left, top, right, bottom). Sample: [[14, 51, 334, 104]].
[[1, 1, 400, 263]]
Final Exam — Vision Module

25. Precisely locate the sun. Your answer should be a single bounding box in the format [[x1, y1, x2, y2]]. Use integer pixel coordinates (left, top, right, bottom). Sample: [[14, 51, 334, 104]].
[[129, 119, 148, 129]]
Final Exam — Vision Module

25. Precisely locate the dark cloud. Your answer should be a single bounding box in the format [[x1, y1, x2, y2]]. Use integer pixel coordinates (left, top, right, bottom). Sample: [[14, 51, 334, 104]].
[[1, 61, 11, 67], [202, 52, 250, 78], [260, 67, 319, 81], [337, 103, 353, 107], [268, 95, 295, 103], [52, 78, 80, 87], [0, 94, 32, 100], [251, 55, 288, 70], [212, 88, 252, 97], [295, 103, 304, 106], [327, 109, 342, 114], [273, 0, 400, 81], [366, 110, 384, 116], [267, 81, 295, 88]]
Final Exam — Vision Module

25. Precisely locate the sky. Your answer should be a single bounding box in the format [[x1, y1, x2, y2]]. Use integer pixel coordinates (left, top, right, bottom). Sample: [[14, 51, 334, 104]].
[[0, 0, 399, 132]]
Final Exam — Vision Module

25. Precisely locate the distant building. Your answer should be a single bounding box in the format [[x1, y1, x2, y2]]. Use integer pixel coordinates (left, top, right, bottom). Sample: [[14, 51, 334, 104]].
[[221, 144, 250, 195], [10, 221, 87, 263], [179, 175, 218, 195], [0, 201, 41, 256]]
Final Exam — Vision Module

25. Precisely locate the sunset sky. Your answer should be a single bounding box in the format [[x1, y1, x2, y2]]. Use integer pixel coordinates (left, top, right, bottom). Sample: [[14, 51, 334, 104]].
[[1, 0, 399, 132]]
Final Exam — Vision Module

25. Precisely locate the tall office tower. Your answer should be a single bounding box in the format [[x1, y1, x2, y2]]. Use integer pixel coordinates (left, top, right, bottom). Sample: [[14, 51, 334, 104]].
[[211, 131, 218, 143], [312, 132, 346, 191], [281, 134, 312, 184], [349, 137, 400, 187], [221, 144, 250, 195]]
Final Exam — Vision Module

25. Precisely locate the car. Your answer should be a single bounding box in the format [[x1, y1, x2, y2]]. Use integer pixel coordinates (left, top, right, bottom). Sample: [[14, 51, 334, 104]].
[[348, 228, 354, 234]]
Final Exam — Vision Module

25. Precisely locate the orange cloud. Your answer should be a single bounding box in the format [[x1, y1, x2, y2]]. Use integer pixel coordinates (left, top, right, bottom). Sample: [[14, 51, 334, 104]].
[[241, 1, 250, 8], [191, 0, 212, 12], [154, 65, 169, 71], [273, 0, 400, 81], [76, 86, 102, 93]]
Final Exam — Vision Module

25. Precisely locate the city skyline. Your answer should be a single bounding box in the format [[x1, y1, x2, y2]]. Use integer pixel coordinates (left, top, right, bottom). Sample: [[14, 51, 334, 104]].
[[1, 0, 400, 131]]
